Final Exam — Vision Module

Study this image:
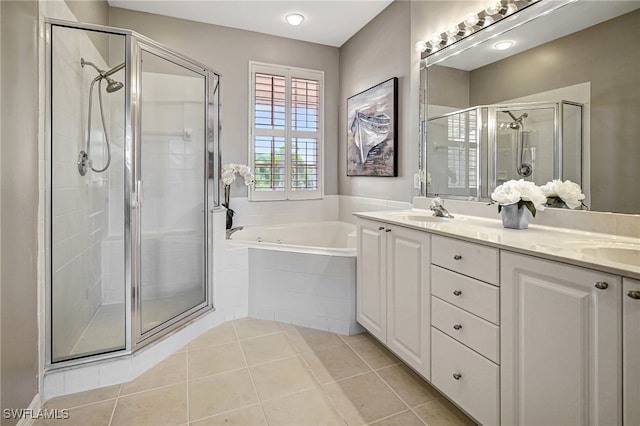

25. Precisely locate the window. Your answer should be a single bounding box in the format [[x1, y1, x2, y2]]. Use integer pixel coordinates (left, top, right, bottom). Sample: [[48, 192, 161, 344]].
[[249, 62, 323, 200], [446, 110, 477, 192]]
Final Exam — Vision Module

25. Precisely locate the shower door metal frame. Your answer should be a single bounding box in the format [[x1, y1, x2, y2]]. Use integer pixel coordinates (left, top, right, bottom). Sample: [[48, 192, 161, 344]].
[[44, 19, 220, 369]]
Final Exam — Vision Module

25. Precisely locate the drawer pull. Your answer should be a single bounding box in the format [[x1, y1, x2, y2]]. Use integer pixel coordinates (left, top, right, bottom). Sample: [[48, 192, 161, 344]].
[[378, 226, 385, 231], [453, 373, 462, 380], [453, 324, 462, 330], [453, 290, 462, 296], [385, 228, 392, 232], [594, 281, 609, 290], [453, 254, 463, 260], [627, 290, 640, 300]]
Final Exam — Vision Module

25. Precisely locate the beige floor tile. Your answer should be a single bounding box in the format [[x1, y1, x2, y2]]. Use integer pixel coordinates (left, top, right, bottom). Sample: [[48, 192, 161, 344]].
[[376, 364, 440, 407], [233, 317, 282, 340], [250, 356, 317, 401], [240, 332, 298, 366], [262, 388, 346, 426], [34, 399, 116, 426], [188, 342, 245, 379], [43, 384, 120, 410], [339, 332, 370, 344], [282, 324, 345, 353], [368, 410, 425, 426], [188, 322, 237, 351], [111, 382, 187, 426], [188, 369, 258, 422], [414, 398, 476, 426], [302, 344, 370, 384], [120, 352, 187, 396], [190, 404, 266, 426], [348, 337, 401, 370], [323, 372, 407, 425]]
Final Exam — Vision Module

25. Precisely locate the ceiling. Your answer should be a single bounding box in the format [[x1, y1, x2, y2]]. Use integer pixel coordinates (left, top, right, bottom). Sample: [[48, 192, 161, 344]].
[[107, 0, 394, 47]]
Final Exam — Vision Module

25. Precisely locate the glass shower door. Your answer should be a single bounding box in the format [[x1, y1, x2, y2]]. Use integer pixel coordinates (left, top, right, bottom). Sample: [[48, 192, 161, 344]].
[[137, 48, 208, 337]]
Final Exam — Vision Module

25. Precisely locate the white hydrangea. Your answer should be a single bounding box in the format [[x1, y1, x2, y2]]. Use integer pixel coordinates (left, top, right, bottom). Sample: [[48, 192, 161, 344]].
[[491, 179, 546, 214], [541, 179, 585, 209]]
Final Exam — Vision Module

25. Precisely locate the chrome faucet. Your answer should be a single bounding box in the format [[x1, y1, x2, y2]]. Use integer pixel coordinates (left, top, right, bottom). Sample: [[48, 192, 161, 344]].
[[430, 197, 454, 218], [226, 226, 244, 239]]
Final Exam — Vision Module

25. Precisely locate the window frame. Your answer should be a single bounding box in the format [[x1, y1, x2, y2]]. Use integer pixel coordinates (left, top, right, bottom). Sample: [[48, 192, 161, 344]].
[[248, 61, 324, 201]]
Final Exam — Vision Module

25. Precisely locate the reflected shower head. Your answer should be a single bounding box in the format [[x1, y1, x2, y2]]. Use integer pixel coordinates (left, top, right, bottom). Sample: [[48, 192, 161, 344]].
[[105, 76, 124, 93], [81, 57, 124, 93]]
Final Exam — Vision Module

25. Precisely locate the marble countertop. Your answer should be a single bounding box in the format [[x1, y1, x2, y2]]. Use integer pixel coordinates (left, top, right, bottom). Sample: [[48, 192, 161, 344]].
[[354, 209, 640, 280]]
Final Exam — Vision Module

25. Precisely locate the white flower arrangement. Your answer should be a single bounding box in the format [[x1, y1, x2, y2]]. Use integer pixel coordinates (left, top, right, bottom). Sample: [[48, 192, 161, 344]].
[[540, 179, 585, 209], [491, 179, 547, 217], [222, 164, 255, 223]]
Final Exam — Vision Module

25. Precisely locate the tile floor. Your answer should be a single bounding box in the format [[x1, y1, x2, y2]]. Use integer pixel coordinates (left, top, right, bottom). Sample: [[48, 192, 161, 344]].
[[38, 318, 476, 426]]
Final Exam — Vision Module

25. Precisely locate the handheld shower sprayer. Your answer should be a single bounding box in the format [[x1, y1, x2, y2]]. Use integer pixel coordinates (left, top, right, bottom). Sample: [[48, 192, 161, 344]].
[[78, 58, 125, 176]]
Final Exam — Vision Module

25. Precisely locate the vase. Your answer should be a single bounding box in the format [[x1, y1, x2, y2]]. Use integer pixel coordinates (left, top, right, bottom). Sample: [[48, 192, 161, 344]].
[[501, 203, 532, 229], [225, 211, 233, 230]]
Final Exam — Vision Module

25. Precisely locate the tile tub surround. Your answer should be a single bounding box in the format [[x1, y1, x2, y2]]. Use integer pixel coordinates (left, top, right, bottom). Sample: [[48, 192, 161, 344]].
[[248, 249, 363, 335], [36, 318, 474, 426]]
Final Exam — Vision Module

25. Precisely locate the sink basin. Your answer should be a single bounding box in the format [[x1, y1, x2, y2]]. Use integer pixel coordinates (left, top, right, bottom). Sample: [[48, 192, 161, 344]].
[[576, 244, 640, 266], [386, 212, 449, 223]]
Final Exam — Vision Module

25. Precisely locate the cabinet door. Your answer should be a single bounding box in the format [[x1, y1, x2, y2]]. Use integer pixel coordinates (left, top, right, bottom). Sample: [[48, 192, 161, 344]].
[[624, 278, 640, 426], [387, 225, 430, 377], [501, 252, 621, 426], [356, 220, 387, 342]]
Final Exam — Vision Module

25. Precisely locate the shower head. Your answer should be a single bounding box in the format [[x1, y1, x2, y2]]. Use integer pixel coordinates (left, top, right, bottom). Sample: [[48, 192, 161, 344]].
[[81, 58, 124, 93], [502, 110, 528, 129]]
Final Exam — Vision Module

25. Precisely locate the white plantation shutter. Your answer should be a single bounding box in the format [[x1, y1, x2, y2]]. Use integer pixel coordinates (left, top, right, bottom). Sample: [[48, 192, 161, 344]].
[[250, 63, 323, 200]]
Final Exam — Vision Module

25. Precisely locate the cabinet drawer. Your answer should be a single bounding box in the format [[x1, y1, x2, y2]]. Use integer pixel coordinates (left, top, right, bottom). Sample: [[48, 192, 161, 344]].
[[432, 328, 499, 426], [432, 296, 499, 363], [432, 235, 498, 285], [431, 265, 499, 324]]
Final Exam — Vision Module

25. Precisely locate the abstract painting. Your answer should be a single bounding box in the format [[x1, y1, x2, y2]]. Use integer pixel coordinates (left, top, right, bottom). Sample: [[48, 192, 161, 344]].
[[347, 77, 398, 176]]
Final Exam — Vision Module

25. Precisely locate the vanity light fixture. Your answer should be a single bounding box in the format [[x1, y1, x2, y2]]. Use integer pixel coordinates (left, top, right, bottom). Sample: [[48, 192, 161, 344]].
[[285, 12, 305, 26], [416, 0, 540, 57], [494, 40, 515, 50]]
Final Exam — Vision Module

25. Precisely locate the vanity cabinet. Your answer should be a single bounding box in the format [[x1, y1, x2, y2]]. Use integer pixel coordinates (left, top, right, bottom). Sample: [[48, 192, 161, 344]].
[[356, 218, 430, 377], [501, 251, 622, 426], [623, 278, 640, 425], [430, 235, 500, 425]]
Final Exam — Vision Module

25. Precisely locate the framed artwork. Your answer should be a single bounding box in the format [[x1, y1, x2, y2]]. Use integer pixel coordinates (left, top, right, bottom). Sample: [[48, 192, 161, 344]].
[[347, 77, 398, 176]]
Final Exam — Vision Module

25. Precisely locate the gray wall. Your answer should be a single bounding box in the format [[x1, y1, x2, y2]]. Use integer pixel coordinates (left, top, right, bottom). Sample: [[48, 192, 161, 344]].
[[109, 7, 340, 197], [427, 65, 470, 109], [64, 0, 110, 60], [469, 10, 640, 213], [1, 2, 40, 424], [338, 1, 413, 202]]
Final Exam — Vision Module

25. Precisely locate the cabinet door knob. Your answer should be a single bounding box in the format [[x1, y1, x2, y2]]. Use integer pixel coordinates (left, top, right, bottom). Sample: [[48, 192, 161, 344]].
[[453, 290, 462, 296], [627, 290, 640, 300], [453, 324, 462, 330], [453, 373, 462, 380], [385, 228, 391, 232], [378, 226, 385, 231], [594, 281, 609, 290], [453, 254, 463, 260]]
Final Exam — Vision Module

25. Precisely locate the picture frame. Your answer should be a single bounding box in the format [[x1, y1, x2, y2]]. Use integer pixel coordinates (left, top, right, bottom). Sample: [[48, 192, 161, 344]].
[[346, 77, 398, 176]]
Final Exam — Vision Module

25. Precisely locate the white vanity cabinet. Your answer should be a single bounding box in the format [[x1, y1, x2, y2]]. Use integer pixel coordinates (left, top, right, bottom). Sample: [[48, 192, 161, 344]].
[[501, 251, 622, 426], [430, 235, 500, 426], [356, 218, 430, 377], [623, 277, 640, 425]]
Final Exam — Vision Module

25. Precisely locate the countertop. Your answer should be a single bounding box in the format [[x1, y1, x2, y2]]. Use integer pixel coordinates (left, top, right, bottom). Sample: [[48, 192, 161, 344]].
[[354, 209, 640, 280]]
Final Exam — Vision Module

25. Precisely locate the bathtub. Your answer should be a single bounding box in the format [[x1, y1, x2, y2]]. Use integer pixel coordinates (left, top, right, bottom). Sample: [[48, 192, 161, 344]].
[[228, 221, 363, 335]]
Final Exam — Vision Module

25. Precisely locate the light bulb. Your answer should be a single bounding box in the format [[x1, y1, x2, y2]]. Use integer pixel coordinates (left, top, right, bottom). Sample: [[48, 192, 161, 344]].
[[482, 15, 494, 27], [504, 2, 518, 15], [447, 25, 461, 37], [285, 13, 305, 26], [464, 13, 479, 27], [415, 40, 428, 53], [430, 33, 443, 46], [485, 1, 501, 15], [446, 36, 456, 46]]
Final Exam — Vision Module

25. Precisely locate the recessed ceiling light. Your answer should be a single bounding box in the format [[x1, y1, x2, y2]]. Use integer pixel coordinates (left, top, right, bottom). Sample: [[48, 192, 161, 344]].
[[494, 40, 514, 50], [285, 13, 305, 26]]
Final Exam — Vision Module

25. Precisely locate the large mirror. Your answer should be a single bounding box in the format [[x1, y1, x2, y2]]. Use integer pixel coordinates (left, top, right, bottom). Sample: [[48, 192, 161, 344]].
[[420, 0, 640, 214]]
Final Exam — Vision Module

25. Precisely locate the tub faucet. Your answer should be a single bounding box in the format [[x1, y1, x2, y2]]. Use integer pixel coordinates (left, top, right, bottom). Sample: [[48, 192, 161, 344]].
[[430, 197, 454, 218], [226, 226, 244, 239]]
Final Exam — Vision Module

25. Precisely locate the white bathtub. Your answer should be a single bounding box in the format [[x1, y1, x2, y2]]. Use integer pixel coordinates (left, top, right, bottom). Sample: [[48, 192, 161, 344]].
[[229, 220, 356, 256], [228, 221, 363, 335]]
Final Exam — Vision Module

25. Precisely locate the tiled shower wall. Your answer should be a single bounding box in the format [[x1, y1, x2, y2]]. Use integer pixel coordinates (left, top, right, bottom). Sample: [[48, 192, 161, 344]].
[[51, 27, 121, 358]]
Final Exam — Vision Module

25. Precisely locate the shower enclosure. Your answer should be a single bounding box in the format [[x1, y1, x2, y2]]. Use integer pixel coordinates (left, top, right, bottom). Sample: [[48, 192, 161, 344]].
[[426, 101, 583, 199], [46, 20, 220, 366]]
